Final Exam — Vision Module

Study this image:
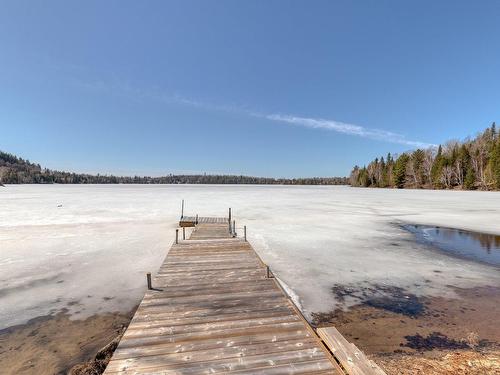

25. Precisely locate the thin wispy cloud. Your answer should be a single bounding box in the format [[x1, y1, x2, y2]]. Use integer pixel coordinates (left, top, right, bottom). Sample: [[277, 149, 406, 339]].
[[79, 79, 434, 148], [263, 114, 436, 148], [166, 95, 435, 149]]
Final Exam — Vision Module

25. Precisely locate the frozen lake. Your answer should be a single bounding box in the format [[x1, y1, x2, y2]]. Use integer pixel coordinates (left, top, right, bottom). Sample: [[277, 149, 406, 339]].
[[1, 184, 500, 329]]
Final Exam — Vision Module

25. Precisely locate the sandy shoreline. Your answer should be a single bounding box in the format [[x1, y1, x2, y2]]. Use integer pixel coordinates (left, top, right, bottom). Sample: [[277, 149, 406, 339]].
[[0, 308, 135, 375]]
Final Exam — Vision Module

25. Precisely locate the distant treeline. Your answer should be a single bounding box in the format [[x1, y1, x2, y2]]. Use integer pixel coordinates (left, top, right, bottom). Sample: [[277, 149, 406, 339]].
[[350, 123, 500, 190], [0, 151, 348, 185]]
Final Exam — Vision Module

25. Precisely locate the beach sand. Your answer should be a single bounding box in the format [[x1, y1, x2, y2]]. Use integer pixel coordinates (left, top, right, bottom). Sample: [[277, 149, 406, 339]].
[[0, 309, 134, 375]]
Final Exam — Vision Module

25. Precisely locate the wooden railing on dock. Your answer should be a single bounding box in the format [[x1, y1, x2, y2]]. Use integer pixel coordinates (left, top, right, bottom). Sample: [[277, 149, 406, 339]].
[[104, 212, 384, 375]]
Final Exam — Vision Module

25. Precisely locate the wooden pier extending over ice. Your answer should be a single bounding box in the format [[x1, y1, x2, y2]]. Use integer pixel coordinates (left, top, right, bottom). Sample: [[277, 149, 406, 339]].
[[104, 209, 385, 375]]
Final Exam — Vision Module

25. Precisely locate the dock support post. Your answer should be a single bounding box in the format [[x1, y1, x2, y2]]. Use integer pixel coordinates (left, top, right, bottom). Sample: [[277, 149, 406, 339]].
[[175, 229, 179, 244], [266, 265, 274, 278], [146, 272, 152, 290], [183, 227, 186, 240], [233, 220, 236, 236], [196, 214, 198, 224], [181, 199, 184, 219], [244, 225, 247, 241], [228, 208, 231, 222]]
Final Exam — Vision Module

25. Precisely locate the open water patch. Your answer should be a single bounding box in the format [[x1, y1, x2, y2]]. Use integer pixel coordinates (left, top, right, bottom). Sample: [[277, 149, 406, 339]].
[[403, 224, 500, 267]]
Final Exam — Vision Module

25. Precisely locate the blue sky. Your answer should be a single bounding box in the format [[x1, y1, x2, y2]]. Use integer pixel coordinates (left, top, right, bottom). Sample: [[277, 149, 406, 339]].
[[1, 1, 499, 177]]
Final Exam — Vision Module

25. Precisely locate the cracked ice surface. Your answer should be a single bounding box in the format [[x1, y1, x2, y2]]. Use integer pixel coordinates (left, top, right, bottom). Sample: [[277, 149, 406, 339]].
[[1, 184, 499, 328]]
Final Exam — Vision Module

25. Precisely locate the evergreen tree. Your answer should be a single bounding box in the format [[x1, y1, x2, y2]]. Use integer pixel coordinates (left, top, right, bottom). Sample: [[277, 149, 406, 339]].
[[373, 157, 379, 186], [379, 157, 388, 188], [358, 167, 369, 187], [431, 145, 444, 188], [456, 144, 471, 187], [393, 153, 410, 188], [464, 166, 476, 190], [410, 149, 425, 187], [386, 153, 394, 187]]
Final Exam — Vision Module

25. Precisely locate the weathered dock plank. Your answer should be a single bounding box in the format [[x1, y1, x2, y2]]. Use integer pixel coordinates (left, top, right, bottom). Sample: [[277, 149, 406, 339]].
[[104, 219, 343, 374], [318, 327, 386, 375], [179, 216, 229, 227]]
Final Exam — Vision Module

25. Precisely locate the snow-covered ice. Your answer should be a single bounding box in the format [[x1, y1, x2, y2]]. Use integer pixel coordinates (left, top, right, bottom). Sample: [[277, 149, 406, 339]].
[[1, 185, 499, 329]]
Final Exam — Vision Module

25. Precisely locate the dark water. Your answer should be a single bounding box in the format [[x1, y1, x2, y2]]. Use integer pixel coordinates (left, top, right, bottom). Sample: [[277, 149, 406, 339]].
[[404, 224, 500, 266]]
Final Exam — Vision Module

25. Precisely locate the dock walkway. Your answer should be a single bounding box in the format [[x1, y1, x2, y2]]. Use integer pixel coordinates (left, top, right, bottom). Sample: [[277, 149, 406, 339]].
[[104, 217, 343, 374]]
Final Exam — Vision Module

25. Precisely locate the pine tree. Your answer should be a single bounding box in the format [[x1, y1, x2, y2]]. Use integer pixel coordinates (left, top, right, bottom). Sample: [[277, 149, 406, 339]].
[[464, 166, 476, 190], [379, 157, 387, 188], [410, 149, 425, 187], [393, 153, 410, 188], [386, 153, 394, 187], [359, 167, 369, 187], [431, 145, 444, 188], [456, 144, 471, 187]]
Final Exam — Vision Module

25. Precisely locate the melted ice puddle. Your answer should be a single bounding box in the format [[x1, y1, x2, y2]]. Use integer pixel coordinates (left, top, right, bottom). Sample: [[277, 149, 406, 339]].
[[404, 224, 500, 266]]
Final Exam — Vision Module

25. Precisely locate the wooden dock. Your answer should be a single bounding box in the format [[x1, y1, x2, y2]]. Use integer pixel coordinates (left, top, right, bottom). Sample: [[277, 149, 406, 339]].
[[104, 213, 385, 375]]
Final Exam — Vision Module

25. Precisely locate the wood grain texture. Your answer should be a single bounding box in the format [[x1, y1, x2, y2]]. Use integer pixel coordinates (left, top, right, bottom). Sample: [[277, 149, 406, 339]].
[[104, 219, 342, 375], [317, 327, 386, 375]]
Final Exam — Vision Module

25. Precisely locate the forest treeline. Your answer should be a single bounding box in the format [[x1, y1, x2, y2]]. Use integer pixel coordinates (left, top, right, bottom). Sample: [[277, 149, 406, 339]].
[[350, 123, 500, 190], [0, 151, 348, 185]]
